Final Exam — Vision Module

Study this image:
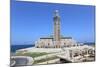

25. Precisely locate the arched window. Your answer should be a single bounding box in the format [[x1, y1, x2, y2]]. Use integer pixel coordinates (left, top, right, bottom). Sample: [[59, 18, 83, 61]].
[[37, 46, 39, 48], [48, 43, 50, 46]]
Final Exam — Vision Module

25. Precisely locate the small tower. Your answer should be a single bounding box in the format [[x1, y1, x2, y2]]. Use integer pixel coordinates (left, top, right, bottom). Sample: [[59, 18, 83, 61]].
[[53, 10, 61, 47]]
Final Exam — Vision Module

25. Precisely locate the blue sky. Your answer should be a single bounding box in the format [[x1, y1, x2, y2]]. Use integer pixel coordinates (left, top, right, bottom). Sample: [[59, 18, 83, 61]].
[[11, 0, 95, 45]]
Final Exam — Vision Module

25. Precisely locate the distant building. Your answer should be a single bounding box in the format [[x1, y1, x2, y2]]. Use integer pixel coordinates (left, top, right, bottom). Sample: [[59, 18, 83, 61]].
[[35, 36, 77, 48], [35, 10, 77, 48]]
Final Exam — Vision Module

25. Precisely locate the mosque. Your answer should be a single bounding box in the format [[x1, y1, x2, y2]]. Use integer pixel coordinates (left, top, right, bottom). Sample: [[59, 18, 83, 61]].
[[35, 10, 77, 48]]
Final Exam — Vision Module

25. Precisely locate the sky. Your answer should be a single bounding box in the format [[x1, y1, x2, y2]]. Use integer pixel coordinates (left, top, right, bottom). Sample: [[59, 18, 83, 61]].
[[11, 0, 95, 45]]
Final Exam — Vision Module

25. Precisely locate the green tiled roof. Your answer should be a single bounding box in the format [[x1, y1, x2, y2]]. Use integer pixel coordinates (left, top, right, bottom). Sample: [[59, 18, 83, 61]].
[[40, 36, 72, 39]]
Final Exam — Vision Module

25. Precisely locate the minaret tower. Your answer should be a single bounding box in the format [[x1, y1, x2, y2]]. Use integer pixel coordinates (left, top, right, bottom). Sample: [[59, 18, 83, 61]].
[[53, 10, 61, 47]]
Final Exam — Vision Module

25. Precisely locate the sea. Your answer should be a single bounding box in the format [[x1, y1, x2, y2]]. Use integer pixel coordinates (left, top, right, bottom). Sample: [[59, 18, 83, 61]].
[[11, 42, 95, 53], [11, 45, 34, 53]]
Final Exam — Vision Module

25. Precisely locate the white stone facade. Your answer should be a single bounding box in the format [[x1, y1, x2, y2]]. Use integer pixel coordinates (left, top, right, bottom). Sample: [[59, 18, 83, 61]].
[[35, 37, 77, 48]]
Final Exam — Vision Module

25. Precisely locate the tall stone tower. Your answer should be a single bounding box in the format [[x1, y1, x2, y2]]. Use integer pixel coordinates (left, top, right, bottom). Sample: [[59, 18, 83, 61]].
[[53, 10, 61, 47]]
